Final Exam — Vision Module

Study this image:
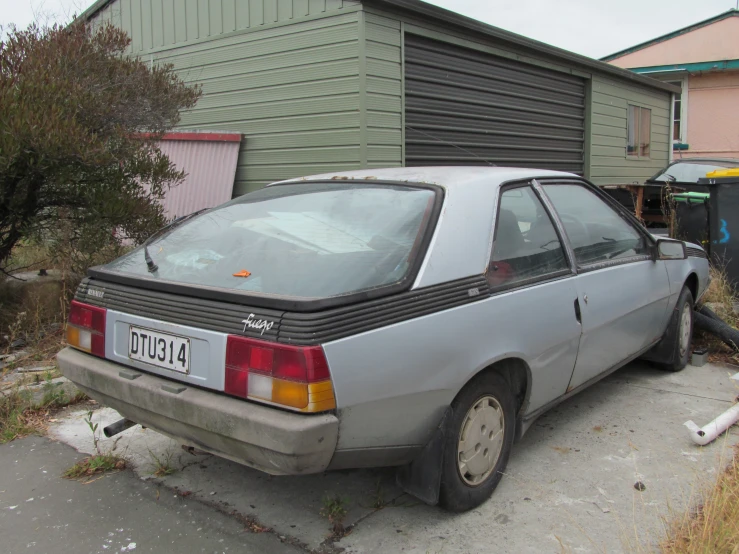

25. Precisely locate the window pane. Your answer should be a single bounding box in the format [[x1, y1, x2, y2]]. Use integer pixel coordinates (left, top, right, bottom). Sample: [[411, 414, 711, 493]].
[[627, 105, 639, 156], [639, 107, 651, 157], [104, 184, 436, 298], [673, 99, 681, 141], [488, 186, 568, 287], [542, 184, 649, 266], [669, 81, 683, 142]]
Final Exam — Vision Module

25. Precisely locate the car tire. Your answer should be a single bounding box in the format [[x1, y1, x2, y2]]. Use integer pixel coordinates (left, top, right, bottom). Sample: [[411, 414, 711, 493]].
[[438, 371, 516, 512], [661, 286, 694, 372]]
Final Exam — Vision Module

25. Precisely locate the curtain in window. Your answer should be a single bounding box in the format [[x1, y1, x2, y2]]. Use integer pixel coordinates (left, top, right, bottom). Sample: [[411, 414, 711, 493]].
[[639, 108, 651, 157]]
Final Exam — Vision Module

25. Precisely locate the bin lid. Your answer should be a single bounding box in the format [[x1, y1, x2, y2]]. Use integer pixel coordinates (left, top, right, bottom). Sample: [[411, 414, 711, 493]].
[[672, 191, 709, 204], [706, 168, 739, 177]]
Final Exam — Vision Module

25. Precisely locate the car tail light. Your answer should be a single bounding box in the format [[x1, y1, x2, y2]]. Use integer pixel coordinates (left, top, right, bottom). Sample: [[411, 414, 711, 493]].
[[224, 336, 336, 413], [67, 301, 106, 357]]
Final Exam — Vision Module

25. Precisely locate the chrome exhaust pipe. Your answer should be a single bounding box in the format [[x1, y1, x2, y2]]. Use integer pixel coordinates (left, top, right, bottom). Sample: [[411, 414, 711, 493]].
[[103, 418, 137, 438]]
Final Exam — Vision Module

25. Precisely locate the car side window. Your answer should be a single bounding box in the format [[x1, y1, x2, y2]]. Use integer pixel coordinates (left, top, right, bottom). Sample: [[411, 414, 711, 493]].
[[542, 184, 649, 267], [488, 186, 569, 288]]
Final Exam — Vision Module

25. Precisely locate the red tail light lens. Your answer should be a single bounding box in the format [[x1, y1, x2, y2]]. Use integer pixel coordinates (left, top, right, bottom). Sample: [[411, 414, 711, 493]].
[[272, 346, 330, 382], [225, 336, 335, 412], [67, 301, 106, 357]]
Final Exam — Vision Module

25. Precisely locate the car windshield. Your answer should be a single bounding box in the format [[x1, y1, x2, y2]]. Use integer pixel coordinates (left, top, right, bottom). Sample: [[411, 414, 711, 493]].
[[648, 160, 739, 183], [102, 182, 437, 299]]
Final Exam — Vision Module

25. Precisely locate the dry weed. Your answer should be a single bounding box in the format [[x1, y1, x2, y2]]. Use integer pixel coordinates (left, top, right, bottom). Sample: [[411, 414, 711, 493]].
[[660, 450, 739, 554], [694, 266, 739, 365], [701, 266, 738, 328]]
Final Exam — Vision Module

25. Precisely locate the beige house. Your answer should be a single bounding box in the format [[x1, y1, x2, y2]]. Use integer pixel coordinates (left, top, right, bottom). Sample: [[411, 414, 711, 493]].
[[604, 9, 739, 160]]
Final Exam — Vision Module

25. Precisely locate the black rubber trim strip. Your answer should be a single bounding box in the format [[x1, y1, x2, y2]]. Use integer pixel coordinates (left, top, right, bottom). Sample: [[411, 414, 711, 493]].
[[86, 180, 444, 313], [279, 276, 489, 344], [76, 278, 283, 340], [75, 276, 490, 344], [576, 255, 654, 274]]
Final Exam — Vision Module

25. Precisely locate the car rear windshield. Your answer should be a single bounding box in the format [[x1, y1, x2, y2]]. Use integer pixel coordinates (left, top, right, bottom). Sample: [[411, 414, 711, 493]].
[[101, 182, 438, 300]]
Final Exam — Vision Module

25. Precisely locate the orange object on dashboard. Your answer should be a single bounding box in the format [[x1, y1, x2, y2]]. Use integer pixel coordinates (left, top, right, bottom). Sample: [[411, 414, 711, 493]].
[[233, 270, 251, 278]]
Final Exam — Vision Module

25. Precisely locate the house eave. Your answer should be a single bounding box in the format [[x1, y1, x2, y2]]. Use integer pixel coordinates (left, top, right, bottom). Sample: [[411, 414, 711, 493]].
[[364, 0, 679, 93], [601, 9, 739, 62], [629, 59, 739, 74]]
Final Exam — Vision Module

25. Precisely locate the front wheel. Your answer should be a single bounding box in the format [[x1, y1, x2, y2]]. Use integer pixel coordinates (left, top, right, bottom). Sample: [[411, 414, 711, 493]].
[[439, 372, 515, 512], [661, 286, 694, 372]]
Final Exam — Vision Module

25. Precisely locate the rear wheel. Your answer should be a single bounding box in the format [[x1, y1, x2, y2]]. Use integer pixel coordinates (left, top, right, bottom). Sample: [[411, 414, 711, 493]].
[[439, 372, 515, 512]]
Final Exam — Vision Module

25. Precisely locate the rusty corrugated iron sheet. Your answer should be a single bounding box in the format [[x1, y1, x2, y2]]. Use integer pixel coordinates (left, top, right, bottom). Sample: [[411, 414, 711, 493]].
[[155, 132, 241, 219]]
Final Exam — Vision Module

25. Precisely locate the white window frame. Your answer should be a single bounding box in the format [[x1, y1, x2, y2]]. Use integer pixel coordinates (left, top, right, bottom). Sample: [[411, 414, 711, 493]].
[[666, 77, 688, 145]]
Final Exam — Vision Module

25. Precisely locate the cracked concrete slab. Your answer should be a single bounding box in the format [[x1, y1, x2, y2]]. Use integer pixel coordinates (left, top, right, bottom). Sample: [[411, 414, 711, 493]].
[[0, 436, 301, 554], [47, 361, 739, 553], [337, 362, 739, 553], [48, 406, 401, 550]]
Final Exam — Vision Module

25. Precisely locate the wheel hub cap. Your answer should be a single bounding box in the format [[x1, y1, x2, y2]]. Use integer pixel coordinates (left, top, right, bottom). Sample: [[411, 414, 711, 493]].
[[679, 303, 692, 357], [457, 396, 505, 486]]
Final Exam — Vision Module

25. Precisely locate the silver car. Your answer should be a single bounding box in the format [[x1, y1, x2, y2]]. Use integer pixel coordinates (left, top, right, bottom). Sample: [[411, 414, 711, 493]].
[[58, 167, 709, 512]]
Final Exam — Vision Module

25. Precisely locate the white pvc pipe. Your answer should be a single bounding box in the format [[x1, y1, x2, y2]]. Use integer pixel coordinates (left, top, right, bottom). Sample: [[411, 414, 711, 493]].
[[684, 402, 739, 446]]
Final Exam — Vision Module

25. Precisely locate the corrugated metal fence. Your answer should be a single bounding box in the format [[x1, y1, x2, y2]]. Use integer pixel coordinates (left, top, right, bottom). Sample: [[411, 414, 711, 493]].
[[156, 132, 241, 219]]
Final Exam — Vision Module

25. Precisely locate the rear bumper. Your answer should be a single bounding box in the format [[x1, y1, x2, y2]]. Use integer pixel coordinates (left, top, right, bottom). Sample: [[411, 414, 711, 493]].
[[57, 347, 339, 475]]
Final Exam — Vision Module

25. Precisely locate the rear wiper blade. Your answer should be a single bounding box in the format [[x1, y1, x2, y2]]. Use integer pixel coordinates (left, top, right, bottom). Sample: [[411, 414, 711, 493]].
[[143, 208, 209, 273], [144, 244, 159, 273]]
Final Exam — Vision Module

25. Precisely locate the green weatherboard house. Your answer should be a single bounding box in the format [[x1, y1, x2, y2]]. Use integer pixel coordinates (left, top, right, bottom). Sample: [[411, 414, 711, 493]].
[[83, 0, 679, 196]]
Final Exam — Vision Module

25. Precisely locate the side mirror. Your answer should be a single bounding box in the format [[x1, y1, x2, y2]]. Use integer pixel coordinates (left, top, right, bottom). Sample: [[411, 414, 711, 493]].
[[655, 239, 687, 260]]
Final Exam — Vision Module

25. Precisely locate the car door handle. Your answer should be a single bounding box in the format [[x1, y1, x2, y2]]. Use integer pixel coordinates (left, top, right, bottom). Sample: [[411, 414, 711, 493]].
[[574, 298, 582, 324]]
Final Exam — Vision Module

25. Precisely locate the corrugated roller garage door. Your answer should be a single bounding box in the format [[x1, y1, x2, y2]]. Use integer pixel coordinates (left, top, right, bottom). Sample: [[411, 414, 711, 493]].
[[404, 34, 585, 173]]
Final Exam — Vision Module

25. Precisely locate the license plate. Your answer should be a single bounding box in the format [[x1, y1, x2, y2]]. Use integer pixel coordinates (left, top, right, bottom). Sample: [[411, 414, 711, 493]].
[[128, 326, 190, 374]]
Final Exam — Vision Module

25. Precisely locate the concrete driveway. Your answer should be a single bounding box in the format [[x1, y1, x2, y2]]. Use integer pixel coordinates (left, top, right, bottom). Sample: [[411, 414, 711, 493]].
[[0, 437, 300, 554], [45, 360, 739, 553]]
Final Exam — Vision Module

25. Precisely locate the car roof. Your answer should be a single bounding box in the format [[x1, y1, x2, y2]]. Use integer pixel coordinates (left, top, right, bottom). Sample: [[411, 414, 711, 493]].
[[277, 166, 578, 189], [277, 166, 580, 289]]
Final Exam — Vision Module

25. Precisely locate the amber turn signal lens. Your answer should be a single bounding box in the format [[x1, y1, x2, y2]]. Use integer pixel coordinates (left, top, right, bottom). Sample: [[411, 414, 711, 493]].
[[272, 379, 309, 409], [307, 381, 336, 412], [66, 326, 92, 352]]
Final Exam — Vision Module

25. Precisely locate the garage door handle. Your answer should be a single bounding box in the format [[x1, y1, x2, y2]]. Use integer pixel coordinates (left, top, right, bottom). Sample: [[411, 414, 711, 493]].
[[574, 298, 582, 324]]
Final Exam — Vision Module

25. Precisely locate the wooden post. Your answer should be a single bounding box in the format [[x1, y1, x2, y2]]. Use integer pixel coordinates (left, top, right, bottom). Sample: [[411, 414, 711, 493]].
[[635, 186, 645, 222]]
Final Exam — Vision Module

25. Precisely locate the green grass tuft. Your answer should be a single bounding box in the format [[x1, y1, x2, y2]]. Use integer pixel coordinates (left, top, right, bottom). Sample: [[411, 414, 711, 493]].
[[63, 454, 126, 480]]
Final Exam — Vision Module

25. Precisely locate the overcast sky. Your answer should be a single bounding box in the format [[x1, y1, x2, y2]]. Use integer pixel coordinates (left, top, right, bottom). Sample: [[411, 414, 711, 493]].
[[1, 0, 737, 59]]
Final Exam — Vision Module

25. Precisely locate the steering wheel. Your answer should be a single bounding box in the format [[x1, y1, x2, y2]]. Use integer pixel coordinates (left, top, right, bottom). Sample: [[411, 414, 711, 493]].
[[558, 214, 589, 247]]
